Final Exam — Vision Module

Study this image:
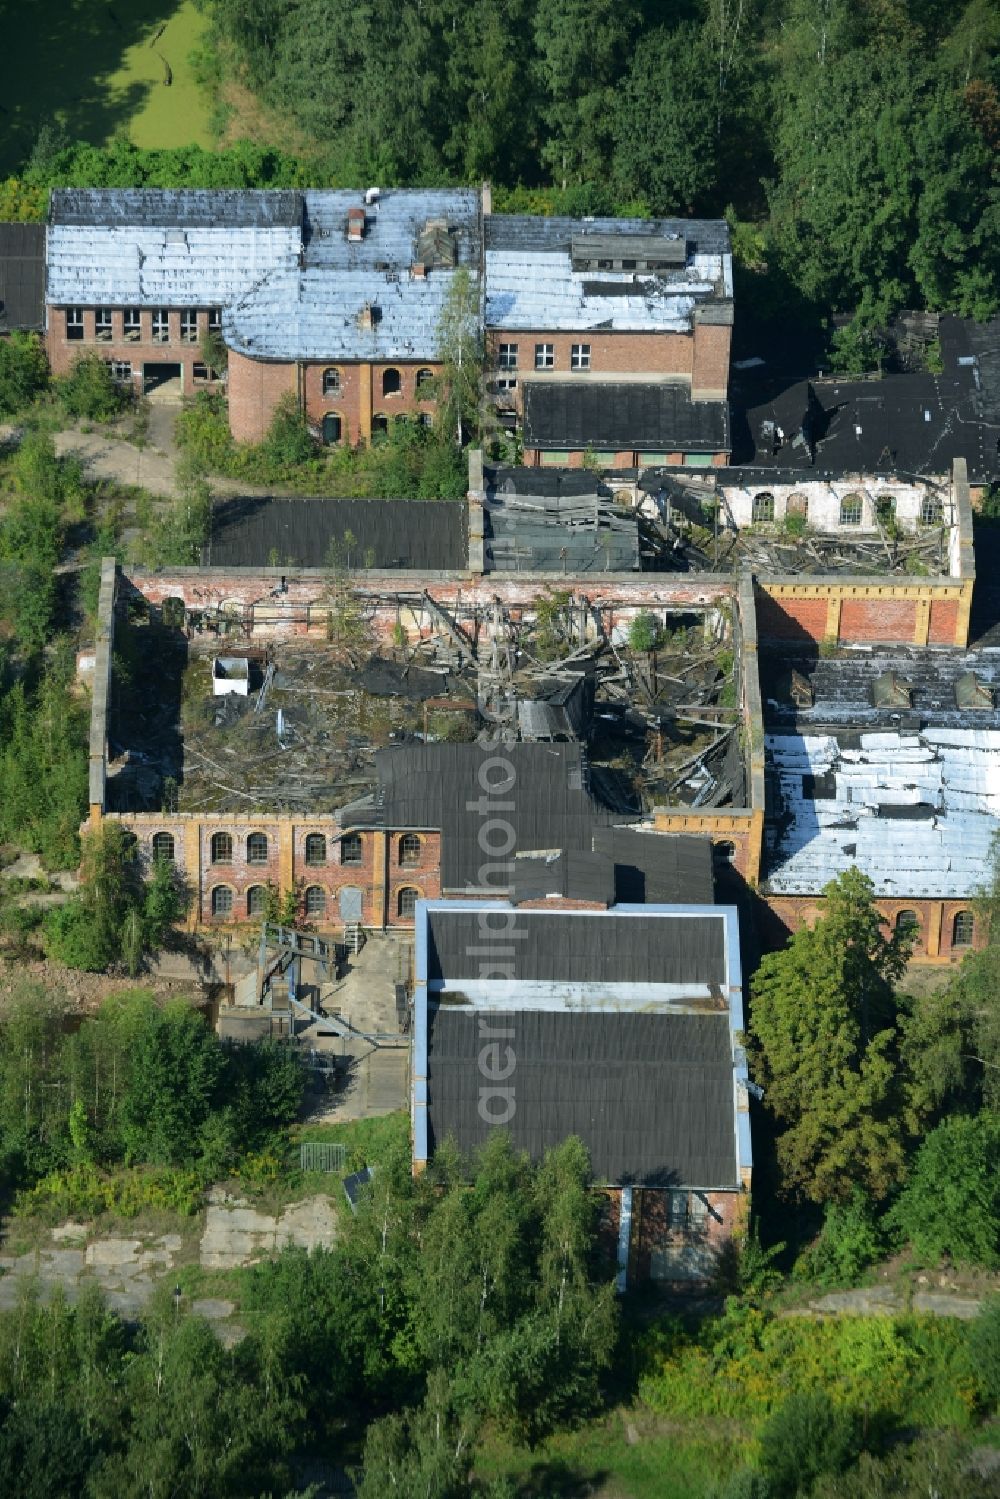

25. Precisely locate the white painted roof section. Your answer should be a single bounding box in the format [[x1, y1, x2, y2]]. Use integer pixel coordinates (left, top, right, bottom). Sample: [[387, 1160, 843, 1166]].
[[47, 190, 303, 308], [485, 215, 731, 334], [765, 729, 1000, 897], [224, 188, 481, 362]]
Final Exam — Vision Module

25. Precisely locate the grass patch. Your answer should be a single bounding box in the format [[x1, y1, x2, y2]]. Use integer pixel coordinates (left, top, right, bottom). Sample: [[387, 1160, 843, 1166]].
[[1, 0, 211, 174]]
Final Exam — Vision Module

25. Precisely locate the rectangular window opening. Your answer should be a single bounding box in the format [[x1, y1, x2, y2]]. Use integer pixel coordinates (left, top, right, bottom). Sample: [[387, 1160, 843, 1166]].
[[571, 343, 591, 371], [152, 309, 170, 344], [180, 310, 198, 344], [66, 307, 84, 341], [95, 307, 112, 342], [498, 343, 518, 370], [534, 343, 554, 370], [123, 308, 140, 342]]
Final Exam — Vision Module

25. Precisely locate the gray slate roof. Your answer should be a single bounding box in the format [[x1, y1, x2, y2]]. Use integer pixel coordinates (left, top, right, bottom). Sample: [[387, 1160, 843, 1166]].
[[370, 742, 627, 889], [591, 828, 715, 905], [427, 1008, 737, 1186], [224, 189, 481, 362], [523, 381, 730, 452], [0, 223, 44, 331], [47, 189, 302, 308], [205, 496, 467, 570]]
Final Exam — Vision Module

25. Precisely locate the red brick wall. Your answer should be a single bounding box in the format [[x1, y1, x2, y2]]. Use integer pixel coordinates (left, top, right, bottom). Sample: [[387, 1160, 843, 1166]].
[[227, 351, 297, 443], [691, 323, 731, 400], [755, 594, 829, 642], [928, 599, 959, 645], [488, 329, 694, 382], [46, 307, 222, 393], [839, 597, 916, 641], [301, 361, 442, 444], [766, 893, 983, 962]]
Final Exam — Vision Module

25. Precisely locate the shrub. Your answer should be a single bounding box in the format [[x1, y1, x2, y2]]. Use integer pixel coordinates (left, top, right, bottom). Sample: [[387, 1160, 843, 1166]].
[[262, 392, 314, 468], [176, 389, 236, 470], [886, 1112, 1000, 1268], [758, 1390, 862, 1498], [628, 613, 662, 653], [968, 1297, 1000, 1412], [794, 1190, 883, 1287], [0, 332, 49, 416], [56, 352, 126, 422], [16, 1162, 204, 1219]]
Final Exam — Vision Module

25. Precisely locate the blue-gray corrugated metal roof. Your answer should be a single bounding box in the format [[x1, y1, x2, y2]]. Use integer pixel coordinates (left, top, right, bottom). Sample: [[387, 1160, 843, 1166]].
[[223, 189, 482, 362], [49, 189, 303, 229]]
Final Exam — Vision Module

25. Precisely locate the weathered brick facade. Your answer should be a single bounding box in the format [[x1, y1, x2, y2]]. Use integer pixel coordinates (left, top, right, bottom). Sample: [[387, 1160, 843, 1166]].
[[227, 351, 444, 446], [46, 307, 223, 395], [118, 812, 442, 931], [756, 581, 973, 649], [602, 1185, 748, 1287], [765, 894, 985, 964]]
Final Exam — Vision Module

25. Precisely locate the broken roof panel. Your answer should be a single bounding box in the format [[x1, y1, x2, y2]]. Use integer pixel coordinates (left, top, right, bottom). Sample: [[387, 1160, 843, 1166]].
[[485, 214, 730, 334]]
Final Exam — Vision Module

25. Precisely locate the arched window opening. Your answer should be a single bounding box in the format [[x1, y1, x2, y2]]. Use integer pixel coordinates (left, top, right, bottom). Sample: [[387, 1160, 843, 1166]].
[[840, 492, 864, 526], [382, 368, 402, 396], [896, 909, 919, 935], [247, 832, 268, 865], [305, 885, 326, 917], [371, 414, 389, 438], [322, 367, 341, 396], [211, 885, 233, 917], [953, 910, 974, 947], [416, 368, 434, 395], [305, 834, 327, 866], [400, 833, 421, 867], [714, 840, 736, 865], [752, 492, 774, 524], [341, 832, 363, 865], [152, 832, 175, 863], [397, 886, 419, 919], [247, 885, 267, 917], [211, 832, 232, 865]]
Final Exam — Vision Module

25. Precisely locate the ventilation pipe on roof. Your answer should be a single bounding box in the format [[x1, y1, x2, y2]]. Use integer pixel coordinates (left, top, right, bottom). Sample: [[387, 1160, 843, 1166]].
[[364, 186, 381, 207], [481, 180, 492, 216]]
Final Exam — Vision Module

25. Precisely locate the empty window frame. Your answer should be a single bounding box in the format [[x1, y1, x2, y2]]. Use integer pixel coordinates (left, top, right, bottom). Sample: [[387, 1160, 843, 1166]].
[[840, 492, 864, 526], [341, 832, 363, 865], [151, 831, 175, 863], [666, 1190, 689, 1229], [382, 367, 402, 396], [207, 308, 222, 332], [372, 414, 389, 437], [66, 307, 84, 341], [192, 363, 214, 382], [95, 307, 113, 341], [751, 491, 775, 524], [322, 367, 341, 396], [895, 909, 920, 936], [399, 833, 421, 866], [498, 343, 518, 370], [921, 495, 943, 525], [415, 367, 434, 394], [247, 885, 267, 917], [211, 885, 234, 917], [110, 361, 132, 384], [418, 412, 434, 429], [180, 309, 198, 344], [123, 308, 141, 341], [305, 885, 327, 918], [247, 832, 269, 865], [496, 375, 517, 394], [786, 492, 808, 520], [570, 343, 591, 371], [304, 833, 327, 866], [875, 495, 897, 525], [952, 910, 974, 947], [322, 412, 342, 445], [397, 886, 419, 919], [211, 832, 233, 865], [151, 309, 170, 344]]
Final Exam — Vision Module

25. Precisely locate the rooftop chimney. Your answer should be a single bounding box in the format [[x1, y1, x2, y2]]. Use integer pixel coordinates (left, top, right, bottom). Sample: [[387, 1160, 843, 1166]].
[[347, 206, 366, 242], [357, 301, 377, 331], [482, 180, 492, 216]]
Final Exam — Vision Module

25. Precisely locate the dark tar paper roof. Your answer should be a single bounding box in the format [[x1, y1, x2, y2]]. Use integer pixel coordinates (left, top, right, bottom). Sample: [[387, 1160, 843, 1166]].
[[0, 223, 44, 331], [524, 382, 730, 452], [205, 496, 466, 570]]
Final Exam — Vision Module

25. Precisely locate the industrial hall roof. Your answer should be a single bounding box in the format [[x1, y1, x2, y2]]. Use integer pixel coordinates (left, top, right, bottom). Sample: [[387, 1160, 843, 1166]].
[[485, 214, 732, 335], [0, 222, 44, 331], [365, 742, 626, 890], [47, 188, 303, 309], [224, 189, 482, 363], [415, 901, 747, 1188], [483, 479, 640, 573], [762, 648, 1000, 899], [204, 496, 467, 570], [524, 381, 730, 453]]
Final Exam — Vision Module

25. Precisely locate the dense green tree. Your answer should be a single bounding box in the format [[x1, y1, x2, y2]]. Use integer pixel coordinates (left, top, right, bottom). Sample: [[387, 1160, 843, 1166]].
[[0, 670, 88, 864], [611, 27, 718, 214], [748, 868, 910, 1203], [533, 0, 640, 187], [435, 267, 485, 446], [886, 1111, 1000, 1267], [0, 332, 49, 416], [120, 1001, 228, 1166]]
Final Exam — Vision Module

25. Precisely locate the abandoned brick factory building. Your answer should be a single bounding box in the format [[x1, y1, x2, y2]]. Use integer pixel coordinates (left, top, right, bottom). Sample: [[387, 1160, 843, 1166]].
[[42, 186, 733, 461]]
